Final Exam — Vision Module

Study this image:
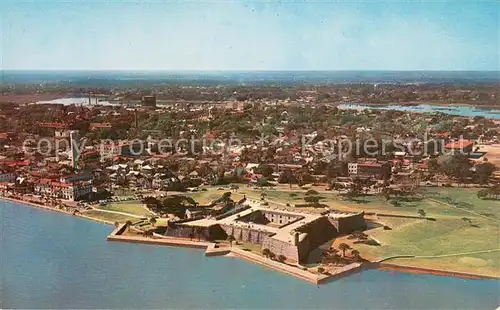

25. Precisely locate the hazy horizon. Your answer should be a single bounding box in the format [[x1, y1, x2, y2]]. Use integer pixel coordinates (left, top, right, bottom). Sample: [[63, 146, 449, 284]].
[[2, 69, 498, 85]]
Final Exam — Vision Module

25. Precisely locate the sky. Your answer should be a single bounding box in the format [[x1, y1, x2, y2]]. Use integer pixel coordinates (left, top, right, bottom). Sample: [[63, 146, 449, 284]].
[[1, 0, 499, 71]]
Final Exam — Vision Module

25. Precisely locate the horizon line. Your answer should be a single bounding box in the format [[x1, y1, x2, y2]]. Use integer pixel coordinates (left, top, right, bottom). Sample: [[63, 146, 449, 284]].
[[2, 69, 500, 73]]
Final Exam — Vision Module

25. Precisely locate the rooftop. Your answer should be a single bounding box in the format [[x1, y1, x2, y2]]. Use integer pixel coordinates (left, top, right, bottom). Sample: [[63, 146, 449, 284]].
[[444, 139, 474, 150]]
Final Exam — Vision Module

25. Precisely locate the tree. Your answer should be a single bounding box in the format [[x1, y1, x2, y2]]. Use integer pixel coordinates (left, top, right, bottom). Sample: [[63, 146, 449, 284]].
[[351, 249, 361, 262], [277, 254, 286, 263], [477, 189, 489, 199], [125, 220, 133, 231], [257, 177, 269, 187], [390, 200, 401, 207], [149, 217, 157, 227], [260, 192, 267, 200], [258, 164, 274, 177], [304, 195, 320, 205], [347, 177, 364, 198], [475, 161, 496, 185], [114, 221, 120, 228], [338, 243, 351, 257], [227, 234, 236, 247], [418, 209, 426, 218], [440, 154, 473, 186], [268, 252, 276, 260], [317, 267, 325, 274], [262, 248, 271, 258], [427, 158, 439, 175], [305, 189, 319, 196]]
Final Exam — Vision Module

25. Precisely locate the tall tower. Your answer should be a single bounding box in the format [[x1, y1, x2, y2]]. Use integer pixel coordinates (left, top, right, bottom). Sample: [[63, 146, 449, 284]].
[[70, 130, 80, 170]]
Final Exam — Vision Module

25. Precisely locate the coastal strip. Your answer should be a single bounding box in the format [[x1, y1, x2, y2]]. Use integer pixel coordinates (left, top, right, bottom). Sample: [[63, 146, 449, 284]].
[[376, 263, 500, 281], [0, 197, 114, 226]]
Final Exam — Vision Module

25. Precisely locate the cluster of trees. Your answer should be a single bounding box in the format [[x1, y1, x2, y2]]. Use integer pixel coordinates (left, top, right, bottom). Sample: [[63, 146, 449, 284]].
[[428, 155, 496, 186], [320, 243, 362, 268], [477, 186, 500, 200], [261, 248, 287, 263], [142, 195, 197, 217]]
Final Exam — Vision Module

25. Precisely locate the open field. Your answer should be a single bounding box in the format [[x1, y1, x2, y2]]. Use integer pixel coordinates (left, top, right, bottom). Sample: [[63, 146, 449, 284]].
[[184, 190, 228, 205], [476, 144, 500, 167], [342, 188, 499, 276], [82, 210, 138, 223], [388, 251, 500, 277], [422, 187, 500, 219], [98, 201, 155, 217]]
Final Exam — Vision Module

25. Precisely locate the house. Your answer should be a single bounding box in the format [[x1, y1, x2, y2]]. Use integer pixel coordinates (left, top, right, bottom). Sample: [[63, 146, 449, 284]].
[[444, 139, 474, 154]]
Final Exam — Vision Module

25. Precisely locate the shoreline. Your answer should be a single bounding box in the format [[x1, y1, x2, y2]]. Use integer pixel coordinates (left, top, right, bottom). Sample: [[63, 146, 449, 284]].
[[335, 101, 500, 110], [376, 263, 500, 281], [2, 197, 498, 283], [1, 197, 114, 226]]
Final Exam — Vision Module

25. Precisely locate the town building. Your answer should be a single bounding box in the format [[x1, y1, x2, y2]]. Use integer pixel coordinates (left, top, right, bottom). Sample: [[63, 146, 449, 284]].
[[444, 139, 475, 154], [33, 179, 92, 201], [141, 95, 157, 108]]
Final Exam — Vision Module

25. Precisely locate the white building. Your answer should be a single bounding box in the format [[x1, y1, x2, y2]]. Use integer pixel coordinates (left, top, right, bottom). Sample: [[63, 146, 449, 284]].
[[348, 163, 358, 175], [33, 179, 93, 201]]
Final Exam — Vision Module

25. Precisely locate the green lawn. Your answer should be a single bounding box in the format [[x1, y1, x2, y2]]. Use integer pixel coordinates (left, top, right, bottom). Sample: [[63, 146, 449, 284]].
[[389, 251, 500, 276], [98, 201, 155, 217], [82, 210, 138, 223], [354, 216, 500, 276], [185, 190, 227, 205], [422, 187, 500, 219]]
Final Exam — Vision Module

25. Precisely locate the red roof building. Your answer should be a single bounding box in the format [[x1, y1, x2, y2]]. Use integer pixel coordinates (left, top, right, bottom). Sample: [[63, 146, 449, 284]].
[[444, 140, 474, 153]]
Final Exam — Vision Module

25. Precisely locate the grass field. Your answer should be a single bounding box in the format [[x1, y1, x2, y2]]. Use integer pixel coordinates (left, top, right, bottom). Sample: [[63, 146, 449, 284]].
[[82, 210, 138, 223], [422, 187, 500, 219], [185, 190, 228, 205], [349, 188, 500, 276], [389, 252, 500, 277], [98, 201, 155, 217]]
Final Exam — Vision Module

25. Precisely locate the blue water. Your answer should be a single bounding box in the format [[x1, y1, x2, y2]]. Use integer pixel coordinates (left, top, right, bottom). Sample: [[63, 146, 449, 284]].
[[2, 200, 499, 309], [339, 103, 500, 120]]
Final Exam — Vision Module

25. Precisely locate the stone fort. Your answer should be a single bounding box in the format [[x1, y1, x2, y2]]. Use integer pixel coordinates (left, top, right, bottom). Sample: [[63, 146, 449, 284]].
[[162, 200, 366, 263]]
